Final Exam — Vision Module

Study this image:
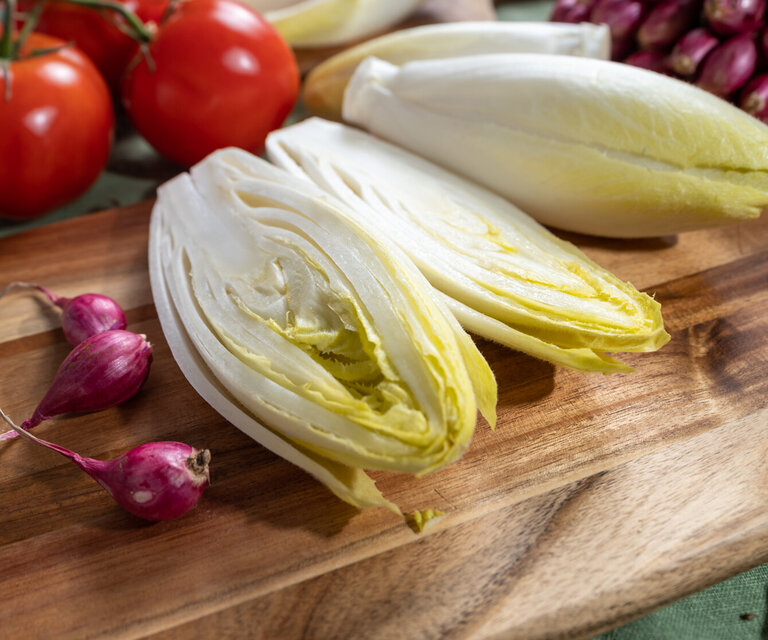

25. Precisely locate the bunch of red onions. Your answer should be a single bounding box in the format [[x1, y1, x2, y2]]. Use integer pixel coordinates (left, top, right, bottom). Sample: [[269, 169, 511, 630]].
[[551, 0, 768, 123]]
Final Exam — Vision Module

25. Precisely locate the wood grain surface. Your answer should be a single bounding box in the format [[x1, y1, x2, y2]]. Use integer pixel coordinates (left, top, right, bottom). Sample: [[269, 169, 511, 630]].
[[9, 1, 766, 638], [1, 197, 767, 640]]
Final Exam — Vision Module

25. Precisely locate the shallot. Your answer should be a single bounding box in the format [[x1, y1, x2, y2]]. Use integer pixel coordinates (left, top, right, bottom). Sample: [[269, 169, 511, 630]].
[[590, 0, 646, 39], [696, 33, 758, 97], [704, 0, 766, 35], [636, 0, 703, 49], [550, 0, 598, 23], [0, 329, 152, 441], [0, 282, 126, 345], [668, 28, 721, 76], [740, 73, 768, 121], [0, 407, 210, 521], [590, 0, 647, 55], [624, 49, 670, 72]]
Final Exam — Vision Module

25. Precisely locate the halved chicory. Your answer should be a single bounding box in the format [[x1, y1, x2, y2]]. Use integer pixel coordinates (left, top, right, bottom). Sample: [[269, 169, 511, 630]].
[[149, 148, 496, 511]]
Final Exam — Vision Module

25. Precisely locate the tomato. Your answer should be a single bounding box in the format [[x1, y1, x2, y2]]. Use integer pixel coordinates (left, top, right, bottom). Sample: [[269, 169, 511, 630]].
[[121, 0, 299, 167], [0, 34, 114, 220], [20, 0, 170, 91]]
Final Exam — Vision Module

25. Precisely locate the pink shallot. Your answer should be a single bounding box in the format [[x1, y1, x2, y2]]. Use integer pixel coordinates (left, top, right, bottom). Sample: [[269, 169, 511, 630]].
[[1, 407, 210, 521], [0, 329, 152, 441], [740, 73, 768, 122], [0, 282, 127, 345], [696, 33, 758, 97]]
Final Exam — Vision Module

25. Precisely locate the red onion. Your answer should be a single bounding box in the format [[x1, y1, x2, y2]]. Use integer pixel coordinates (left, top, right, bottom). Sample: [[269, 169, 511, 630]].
[[696, 34, 758, 97], [0, 407, 210, 521], [760, 25, 768, 58], [551, 0, 598, 23], [624, 49, 671, 72], [637, 0, 703, 49], [611, 35, 637, 59], [704, 0, 766, 36], [0, 330, 152, 441], [740, 73, 768, 122], [668, 28, 721, 76], [590, 0, 648, 40], [0, 282, 127, 345]]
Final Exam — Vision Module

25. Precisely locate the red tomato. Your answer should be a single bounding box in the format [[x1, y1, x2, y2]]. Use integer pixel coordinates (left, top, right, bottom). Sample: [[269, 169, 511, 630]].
[[121, 0, 300, 167], [0, 34, 114, 220], [20, 0, 170, 91]]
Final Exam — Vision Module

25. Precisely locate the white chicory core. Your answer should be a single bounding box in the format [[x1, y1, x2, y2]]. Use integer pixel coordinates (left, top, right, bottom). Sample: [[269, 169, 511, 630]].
[[342, 54, 768, 238], [243, 0, 422, 48], [303, 21, 611, 120], [266, 118, 669, 373], [149, 148, 496, 512]]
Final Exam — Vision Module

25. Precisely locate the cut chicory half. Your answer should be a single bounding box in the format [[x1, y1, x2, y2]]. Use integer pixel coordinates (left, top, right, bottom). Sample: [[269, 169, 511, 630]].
[[149, 149, 496, 512], [342, 55, 768, 239], [265, 118, 669, 373], [302, 21, 610, 120]]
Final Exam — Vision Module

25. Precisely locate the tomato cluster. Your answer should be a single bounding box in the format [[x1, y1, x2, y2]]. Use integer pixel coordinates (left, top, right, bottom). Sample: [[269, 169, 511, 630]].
[[1, 0, 300, 219]]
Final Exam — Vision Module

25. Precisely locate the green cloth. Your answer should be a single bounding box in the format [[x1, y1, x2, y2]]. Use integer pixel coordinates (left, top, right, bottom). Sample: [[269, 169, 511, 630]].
[[594, 563, 768, 640]]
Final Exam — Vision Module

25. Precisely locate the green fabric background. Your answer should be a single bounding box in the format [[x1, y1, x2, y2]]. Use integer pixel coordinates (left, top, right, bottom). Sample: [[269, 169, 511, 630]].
[[1, 2, 766, 638], [595, 564, 768, 640]]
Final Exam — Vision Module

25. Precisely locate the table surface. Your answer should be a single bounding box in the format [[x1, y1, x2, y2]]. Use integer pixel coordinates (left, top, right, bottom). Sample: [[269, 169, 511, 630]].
[[1, 193, 768, 640], [1, 2, 768, 639]]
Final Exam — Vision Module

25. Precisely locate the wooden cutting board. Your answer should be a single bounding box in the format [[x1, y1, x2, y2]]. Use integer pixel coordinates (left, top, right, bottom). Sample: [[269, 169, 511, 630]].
[[1, 199, 767, 640]]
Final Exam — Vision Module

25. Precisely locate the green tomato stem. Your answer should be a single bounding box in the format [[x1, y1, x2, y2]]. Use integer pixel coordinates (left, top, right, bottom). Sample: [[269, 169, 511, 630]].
[[60, 0, 154, 43], [1, 0, 16, 60], [12, 0, 44, 58], [138, 41, 154, 72]]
